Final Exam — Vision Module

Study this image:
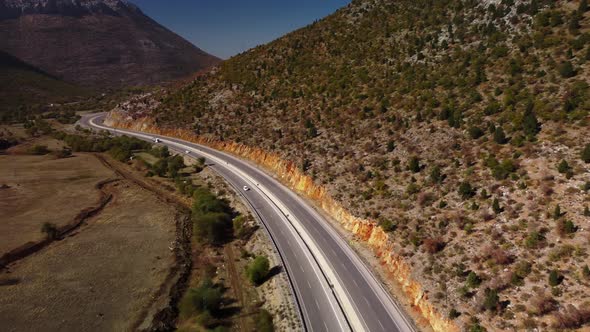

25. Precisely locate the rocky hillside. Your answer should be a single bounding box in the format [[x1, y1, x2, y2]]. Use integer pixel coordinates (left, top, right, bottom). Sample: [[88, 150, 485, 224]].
[[113, 0, 590, 330], [0, 0, 220, 87]]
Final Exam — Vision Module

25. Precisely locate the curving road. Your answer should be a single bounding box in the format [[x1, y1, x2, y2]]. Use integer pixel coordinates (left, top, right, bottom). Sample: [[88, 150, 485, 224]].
[[80, 113, 417, 332]]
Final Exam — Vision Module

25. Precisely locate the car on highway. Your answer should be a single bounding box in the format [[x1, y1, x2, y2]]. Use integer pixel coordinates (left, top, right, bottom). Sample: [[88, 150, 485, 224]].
[[153, 138, 160, 143], [185, 150, 190, 154], [243, 186, 250, 191]]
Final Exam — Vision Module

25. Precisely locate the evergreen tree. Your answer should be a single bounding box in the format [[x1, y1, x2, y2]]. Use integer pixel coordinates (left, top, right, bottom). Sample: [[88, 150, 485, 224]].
[[494, 127, 508, 144], [579, 0, 588, 12], [582, 144, 590, 163], [408, 156, 421, 173], [492, 198, 503, 214], [548, 270, 562, 286], [558, 61, 576, 78], [557, 160, 570, 174], [522, 107, 540, 137]]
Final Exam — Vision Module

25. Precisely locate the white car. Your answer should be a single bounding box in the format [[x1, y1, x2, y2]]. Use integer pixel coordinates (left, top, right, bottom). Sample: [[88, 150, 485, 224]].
[[185, 150, 190, 154], [243, 186, 250, 191], [153, 138, 160, 143]]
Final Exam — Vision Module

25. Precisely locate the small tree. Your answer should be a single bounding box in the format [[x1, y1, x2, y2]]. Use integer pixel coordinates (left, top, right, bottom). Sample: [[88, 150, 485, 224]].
[[408, 156, 421, 173], [494, 127, 508, 144], [458, 182, 476, 200], [41, 222, 59, 240], [386, 140, 395, 152], [522, 108, 540, 137], [483, 288, 500, 312], [492, 198, 503, 214], [256, 309, 274, 332], [247, 255, 270, 285], [557, 160, 570, 174], [430, 165, 443, 184], [466, 271, 481, 288], [548, 270, 562, 286], [558, 61, 576, 78], [581, 144, 590, 163]]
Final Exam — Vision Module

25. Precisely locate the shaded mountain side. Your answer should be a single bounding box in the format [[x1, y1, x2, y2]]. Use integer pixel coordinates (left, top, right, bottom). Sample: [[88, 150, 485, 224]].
[[114, 0, 590, 330], [0, 50, 90, 115], [0, 0, 220, 87]]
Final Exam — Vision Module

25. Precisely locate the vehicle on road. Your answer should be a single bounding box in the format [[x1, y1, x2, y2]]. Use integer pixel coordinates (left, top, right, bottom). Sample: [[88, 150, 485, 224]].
[[243, 186, 250, 191], [153, 138, 160, 143], [185, 150, 190, 154]]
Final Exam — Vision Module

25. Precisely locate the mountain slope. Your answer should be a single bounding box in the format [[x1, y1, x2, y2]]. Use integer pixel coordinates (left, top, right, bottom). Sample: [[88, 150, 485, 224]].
[[0, 51, 89, 118], [0, 0, 220, 87], [114, 0, 590, 330]]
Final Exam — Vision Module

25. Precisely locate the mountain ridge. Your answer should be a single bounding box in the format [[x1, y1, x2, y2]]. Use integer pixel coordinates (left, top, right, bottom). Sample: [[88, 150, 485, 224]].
[[0, 0, 220, 87]]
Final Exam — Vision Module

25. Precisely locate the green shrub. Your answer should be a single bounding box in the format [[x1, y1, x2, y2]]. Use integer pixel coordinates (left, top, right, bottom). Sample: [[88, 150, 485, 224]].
[[558, 61, 576, 78], [557, 160, 571, 174], [408, 156, 421, 173], [483, 288, 500, 312], [29, 144, 50, 155], [466, 271, 481, 288], [458, 182, 476, 200], [582, 144, 590, 163], [548, 270, 562, 286], [468, 126, 484, 139], [492, 198, 503, 214], [247, 255, 270, 285], [188, 278, 223, 314], [525, 231, 542, 248], [379, 219, 397, 232], [255, 309, 274, 332], [493, 127, 508, 144], [430, 165, 443, 184]]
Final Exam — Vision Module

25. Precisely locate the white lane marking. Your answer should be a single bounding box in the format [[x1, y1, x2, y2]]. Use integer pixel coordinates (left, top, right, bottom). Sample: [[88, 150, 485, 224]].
[[88, 115, 355, 332], [323, 321, 329, 332], [378, 319, 385, 331], [352, 278, 359, 287], [307, 280, 312, 289]]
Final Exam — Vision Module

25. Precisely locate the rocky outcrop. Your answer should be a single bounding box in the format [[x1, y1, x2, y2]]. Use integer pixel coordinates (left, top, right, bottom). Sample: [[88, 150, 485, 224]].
[[0, 0, 220, 87], [105, 111, 459, 332]]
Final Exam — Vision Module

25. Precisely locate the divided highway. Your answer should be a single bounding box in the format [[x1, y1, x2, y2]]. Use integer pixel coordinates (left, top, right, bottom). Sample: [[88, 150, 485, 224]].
[[81, 113, 417, 332]]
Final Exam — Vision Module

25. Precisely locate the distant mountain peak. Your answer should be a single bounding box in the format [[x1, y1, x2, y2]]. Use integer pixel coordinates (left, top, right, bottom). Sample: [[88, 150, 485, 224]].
[[0, 0, 141, 19], [0, 0, 220, 87]]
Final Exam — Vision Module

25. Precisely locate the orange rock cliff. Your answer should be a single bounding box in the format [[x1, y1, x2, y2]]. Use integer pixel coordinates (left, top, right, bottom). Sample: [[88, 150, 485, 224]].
[[105, 111, 459, 332]]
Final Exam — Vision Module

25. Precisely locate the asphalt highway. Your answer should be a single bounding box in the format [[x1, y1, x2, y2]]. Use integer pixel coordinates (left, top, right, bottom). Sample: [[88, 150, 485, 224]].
[[80, 113, 417, 332]]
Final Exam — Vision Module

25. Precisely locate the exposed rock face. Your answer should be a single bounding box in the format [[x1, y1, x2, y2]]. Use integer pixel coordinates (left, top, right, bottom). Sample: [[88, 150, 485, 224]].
[[105, 110, 459, 332], [0, 0, 220, 87]]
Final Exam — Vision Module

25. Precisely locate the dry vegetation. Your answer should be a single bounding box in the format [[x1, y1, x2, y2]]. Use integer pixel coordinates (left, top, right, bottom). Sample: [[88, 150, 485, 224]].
[[115, 0, 590, 330]]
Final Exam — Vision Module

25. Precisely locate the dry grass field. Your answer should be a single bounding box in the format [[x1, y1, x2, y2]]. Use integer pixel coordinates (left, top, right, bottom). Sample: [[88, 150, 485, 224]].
[[0, 153, 115, 255], [0, 171, 178, 332]]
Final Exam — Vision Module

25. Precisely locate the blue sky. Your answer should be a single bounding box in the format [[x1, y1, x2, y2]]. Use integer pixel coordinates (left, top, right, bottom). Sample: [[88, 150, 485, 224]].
[[131, 0, 351, 59]]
